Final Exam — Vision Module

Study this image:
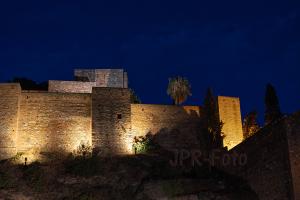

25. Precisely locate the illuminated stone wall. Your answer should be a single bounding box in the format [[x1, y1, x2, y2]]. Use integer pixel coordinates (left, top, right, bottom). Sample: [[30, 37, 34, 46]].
[[48, 80, 97, 93], [92, 88, 132, 155], [74, 69, 128, 88], [131, 104, 202, 150], [17, 91, 92, 159], [0, 82, 244, 160], [217, 96, 243, 149], [0, 84, 21, 159]]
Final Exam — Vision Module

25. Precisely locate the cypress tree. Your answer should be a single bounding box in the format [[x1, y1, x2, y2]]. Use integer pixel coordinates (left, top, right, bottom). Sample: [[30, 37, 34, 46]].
[[201, 88, 224, 150], [264, 83, 282, 125]]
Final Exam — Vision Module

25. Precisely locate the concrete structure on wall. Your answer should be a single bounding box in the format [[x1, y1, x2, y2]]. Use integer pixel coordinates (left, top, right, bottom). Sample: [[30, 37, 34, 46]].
[[0, 69, 244, 161], [49, 69, 128, 93], [74, 69, 128, 88]]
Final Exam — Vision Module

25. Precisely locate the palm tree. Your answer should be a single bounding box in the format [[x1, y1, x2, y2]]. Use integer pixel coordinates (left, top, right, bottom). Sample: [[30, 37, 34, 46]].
[[167, 76, 192, 105]]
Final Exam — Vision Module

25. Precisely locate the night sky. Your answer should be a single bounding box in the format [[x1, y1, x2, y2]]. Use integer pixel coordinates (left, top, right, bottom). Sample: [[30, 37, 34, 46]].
[[0, 0, 299, 124]]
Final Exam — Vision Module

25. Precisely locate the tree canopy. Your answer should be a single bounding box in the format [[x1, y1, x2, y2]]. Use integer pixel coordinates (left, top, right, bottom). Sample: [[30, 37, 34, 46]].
[[167, 76, 191, 105], [8, 77, 48, 91]]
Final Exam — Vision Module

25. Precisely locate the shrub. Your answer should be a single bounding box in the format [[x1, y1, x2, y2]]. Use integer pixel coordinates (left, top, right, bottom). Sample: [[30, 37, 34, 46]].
[[74, 142, 92, 158], [10, 152, 24, 163], [132, 134, 158, 154], [64, 155, 101, 177]]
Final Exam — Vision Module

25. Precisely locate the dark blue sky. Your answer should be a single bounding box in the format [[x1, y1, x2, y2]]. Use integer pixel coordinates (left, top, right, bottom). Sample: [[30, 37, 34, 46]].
[[0, 0, 299, 123]]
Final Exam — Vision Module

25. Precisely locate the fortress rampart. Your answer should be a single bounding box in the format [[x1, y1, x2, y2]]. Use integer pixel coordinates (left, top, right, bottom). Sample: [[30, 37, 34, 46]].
[[0, 84, 20, 159], [17, 91, 92, 156], [0, 69, 244, 162], [218, 113, 300, 200]]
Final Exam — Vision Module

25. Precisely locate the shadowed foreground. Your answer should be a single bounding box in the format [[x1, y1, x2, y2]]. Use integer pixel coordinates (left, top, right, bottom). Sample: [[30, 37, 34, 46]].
[[0, 153, 258, 200]]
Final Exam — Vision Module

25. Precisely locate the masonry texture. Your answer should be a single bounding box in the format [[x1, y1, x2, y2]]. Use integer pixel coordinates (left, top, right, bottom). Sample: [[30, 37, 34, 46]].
[[1, 68, 300, 199], [0, 69, 244, 161], [216, 113, 300, 200], [92, 88, 132, 155], [17, 91, 92, 156], [74, 69, 128, 88], [48, 80, 97, 93], [0, 84, 20, 159], [217, 96, 243, 149], [131, 104, 202, 150]]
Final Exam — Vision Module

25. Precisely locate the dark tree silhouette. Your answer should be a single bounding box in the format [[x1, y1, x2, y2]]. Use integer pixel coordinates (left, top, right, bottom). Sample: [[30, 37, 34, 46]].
[[264, 83, 282, 125], [201, 88, 224, 150], [167, 76, 191, 105], [8, 77, 48, 90], [130, 89, 141, 104], [243, 111, 260, 139]]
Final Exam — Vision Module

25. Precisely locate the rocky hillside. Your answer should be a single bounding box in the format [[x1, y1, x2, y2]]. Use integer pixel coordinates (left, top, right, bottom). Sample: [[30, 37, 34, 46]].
[[0, 153, 258, 200]]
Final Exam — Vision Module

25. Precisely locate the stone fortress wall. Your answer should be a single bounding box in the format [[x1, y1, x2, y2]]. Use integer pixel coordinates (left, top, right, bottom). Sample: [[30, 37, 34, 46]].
[[0, 69, 244, 161], [2, 68, 300, 199], [218, 113, 300, 200], [131, 104, 202, 150], [48, 80, 97, 93], [0, 84, 20, 159], [92, 88, 132, 155], [17, 91, 92, 157]]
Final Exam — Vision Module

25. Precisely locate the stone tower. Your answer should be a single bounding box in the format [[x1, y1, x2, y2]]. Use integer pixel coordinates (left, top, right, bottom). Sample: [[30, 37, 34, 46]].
[[92, 87, 132, 155], [217, 96, 243, 149]]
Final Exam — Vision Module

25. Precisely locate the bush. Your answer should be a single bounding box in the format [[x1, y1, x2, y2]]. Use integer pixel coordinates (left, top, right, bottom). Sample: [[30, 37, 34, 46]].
[[64, 155, 101, 177], [132, 134, 158, 154], [10, 152, 24, 163], [74, 142, 92, 158]]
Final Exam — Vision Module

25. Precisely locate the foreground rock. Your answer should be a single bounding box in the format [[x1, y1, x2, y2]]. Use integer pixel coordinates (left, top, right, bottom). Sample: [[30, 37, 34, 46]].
[[0, 154, 258, 200]]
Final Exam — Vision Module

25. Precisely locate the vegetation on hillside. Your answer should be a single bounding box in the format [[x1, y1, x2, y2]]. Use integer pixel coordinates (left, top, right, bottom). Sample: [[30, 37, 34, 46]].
[[243, 111, 260, 139], [0, 151, 258, 199], [132, 134, 158, 154]]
